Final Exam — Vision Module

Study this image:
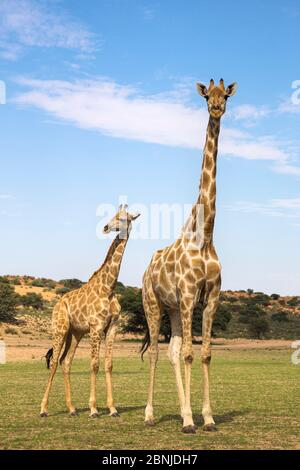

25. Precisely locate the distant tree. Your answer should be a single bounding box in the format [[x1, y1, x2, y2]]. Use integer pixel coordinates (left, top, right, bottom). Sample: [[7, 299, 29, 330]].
[[238, 302, 266, 324], [214, 303, 232, 332], [119, 288, 146, 335], [247, 289, 254, 296], [0, 282, 18, 322], [55, 287, 70, 296], [287, 298, 300, 307], [11, 277, 21, 285], [270, 293, 280, 300], [20, 292, 44, 310], [59, 279, 84, 291], [271, 312, 289, 323], [115, 282, 126, 295], [32, 278, 55, 289], [0, 276, 9, 284], [248, 317, 269, 339]]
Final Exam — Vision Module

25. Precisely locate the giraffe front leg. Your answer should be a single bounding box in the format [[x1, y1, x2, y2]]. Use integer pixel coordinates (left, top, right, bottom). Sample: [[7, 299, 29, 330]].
[[104, 317, 119, 417], [167, 310, 185, 420], [201, 285, 220, 432], [89, 328, 102, 418], [181, 296, 196, 434]]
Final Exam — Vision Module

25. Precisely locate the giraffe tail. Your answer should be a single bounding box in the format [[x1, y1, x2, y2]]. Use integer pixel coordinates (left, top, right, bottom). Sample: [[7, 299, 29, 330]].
[[45, 348, 53, 369], [44, 329, 72, 368], [59, 330, 72, 365], [140, 325, 150, 361]]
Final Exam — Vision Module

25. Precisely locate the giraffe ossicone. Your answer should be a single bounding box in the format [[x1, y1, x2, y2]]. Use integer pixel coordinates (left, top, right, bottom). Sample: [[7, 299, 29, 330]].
[[142, 79, 237, 433], [40, 204, 140, 419]]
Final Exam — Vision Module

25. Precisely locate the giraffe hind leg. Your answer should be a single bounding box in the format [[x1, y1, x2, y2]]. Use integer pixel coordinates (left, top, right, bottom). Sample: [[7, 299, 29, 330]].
[[60, 330, 83, 416], [40, 331, 68, 416], [142, 282, 162, 426]]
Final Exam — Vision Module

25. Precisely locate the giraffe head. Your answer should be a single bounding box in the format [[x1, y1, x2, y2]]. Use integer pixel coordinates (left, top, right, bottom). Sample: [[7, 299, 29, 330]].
[[197, 79, 237, 119], [103, 204, 140, 237]]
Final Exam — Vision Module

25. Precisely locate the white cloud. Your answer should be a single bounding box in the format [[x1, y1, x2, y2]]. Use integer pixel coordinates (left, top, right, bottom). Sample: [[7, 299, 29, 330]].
[[13, 76, 293, 167], [0, 0, 98, 60], [0, 194, 14, 200], [278, 99, 300, 115], [228, 104, 270, 122], [225, 198, 300, 220]]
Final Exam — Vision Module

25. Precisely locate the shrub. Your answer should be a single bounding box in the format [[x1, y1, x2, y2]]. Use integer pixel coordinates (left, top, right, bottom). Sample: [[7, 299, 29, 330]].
[[0, 282, 19, 322], [270, 293, 280, 300], [19, 292, 44, 310], [287, 298, 300, 307], [55, 287, 70, 296], [5, 326, 18, 335], [271, 312, 289, 323], [32, 278, 56, 289], [248, 317, 270, 339], [59, 279, 84, 290]]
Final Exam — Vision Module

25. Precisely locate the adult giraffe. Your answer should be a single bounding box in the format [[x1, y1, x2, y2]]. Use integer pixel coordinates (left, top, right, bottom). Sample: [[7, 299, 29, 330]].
[[142, 79, 237, 433], [40, 205, 140, 418]]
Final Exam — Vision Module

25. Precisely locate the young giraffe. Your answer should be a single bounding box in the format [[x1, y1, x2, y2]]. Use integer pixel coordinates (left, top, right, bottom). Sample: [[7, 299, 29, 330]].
[[142, 79, 237, 433], [40, 205, 140, 418]]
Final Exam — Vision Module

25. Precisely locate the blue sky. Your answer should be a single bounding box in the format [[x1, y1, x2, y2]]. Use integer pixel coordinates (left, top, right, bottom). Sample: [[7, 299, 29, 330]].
[[1, 0, 300, 294]]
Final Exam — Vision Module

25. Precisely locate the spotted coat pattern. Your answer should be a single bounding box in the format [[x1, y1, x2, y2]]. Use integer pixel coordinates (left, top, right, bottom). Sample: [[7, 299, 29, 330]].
[[142, 79, 237, 432]]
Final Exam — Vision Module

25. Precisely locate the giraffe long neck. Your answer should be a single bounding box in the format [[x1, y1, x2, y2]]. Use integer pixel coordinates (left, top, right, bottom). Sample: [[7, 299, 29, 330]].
[[197, 116, 220, 243], [181, 116, 220, 247], [89, 232, 129, 294]]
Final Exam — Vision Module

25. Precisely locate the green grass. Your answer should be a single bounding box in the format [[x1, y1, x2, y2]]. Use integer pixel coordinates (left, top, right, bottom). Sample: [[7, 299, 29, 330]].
[[0, 350, 299, 450]]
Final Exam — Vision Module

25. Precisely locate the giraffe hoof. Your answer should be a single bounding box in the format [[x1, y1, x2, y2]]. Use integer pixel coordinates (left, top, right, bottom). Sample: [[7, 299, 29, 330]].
[[110, 412, 120, 418], [203, 423, 218, 432], [40, 412, 48, 418], [145, 419, 155, 427], [182, 425, 197, 434], [90, 412, 99, 419], [70, 410, 78, 417]]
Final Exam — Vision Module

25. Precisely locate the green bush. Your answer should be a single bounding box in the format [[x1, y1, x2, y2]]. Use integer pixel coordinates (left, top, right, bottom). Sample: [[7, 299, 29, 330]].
[[4, 326, 18, 335], [0, 282, 19, 322], [287, 298, 300, 307], [270, 293, 280, 300], [271, 312, 289, 322], [59, 279, 84, 290], [248, 317, 270, 339], [19, 292, 44, 310], [55, 287, 70, 296]]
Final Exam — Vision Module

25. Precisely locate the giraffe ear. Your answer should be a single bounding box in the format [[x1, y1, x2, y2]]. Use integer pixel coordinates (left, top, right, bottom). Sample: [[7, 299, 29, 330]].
[[131, 213, 141, 221], [196, 82, 208, 98], [225, 82, 237, 97]]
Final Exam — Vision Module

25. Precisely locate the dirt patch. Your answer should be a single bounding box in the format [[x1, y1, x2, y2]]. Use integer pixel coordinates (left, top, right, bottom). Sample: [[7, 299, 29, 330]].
[[2, 335, 293, 363]]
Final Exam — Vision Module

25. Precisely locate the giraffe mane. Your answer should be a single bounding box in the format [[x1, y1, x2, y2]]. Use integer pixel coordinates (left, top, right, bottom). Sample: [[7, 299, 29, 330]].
[[88, 235, 121, 281]]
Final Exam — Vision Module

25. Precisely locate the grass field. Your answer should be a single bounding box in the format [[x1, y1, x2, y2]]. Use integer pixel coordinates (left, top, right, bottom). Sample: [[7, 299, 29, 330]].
[[0, 349, 299, 450]]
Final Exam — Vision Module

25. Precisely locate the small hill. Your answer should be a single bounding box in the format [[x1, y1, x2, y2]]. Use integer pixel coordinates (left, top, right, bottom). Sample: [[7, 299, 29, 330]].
[[1, 275, 300, 341]]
